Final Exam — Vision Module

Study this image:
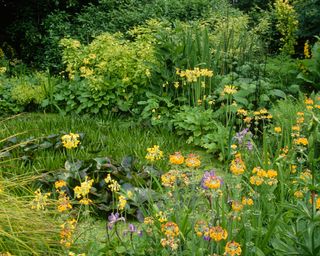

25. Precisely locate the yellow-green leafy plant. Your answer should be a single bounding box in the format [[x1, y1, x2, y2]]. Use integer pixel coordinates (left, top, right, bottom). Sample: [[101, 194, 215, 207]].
[[209, 15, 267, 74], [11, 83, 45, 106], [60, 33, 157, 112], [274, 0, 299, 55]]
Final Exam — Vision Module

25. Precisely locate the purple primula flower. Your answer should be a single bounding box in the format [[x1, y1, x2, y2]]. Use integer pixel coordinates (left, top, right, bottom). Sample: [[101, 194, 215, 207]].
[[200, 170, 223, 190], [203, 235, 211, 241], [123, 223, 142, 237], [129, 224, 137, 233], [107, 212, 125, 229], [246, 141, 253, 151], [233, 128, 249, 144]]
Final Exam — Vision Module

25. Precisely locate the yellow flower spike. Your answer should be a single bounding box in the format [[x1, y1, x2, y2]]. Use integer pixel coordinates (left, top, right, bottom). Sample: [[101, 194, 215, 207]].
[[304, 40, 311, 58], [73, 176, 94, 204], [31, 189, 51, 211], [118, 195, 127, 211]]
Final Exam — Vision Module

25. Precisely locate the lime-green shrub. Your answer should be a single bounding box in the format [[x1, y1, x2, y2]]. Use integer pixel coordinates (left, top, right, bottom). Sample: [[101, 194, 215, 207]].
[[273, 0, 299, 55], [11, 84, 45, 106], [60, 33, 157, 112]]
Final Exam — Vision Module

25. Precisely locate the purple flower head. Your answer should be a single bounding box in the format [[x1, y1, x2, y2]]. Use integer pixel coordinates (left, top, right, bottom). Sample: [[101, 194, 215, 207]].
[[203, 235, 211, 241], [246, 141, 253, 151], [233, 128, 250, 144], [129, 224, 137, 233], [200, 170, 223, 190], [123, 223, 142, 237], [107, 212, 125, 229]]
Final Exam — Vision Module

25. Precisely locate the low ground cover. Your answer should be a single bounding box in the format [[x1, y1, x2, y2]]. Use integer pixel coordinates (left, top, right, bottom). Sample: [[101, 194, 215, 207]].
[[1, 96, 320, 255]]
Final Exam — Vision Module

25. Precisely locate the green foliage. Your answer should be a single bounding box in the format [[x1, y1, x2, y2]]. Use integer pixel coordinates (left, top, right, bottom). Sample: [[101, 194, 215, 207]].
[[293, 0, 320, 38], [137, 92, 175, 127], [0, 184, 62, 255], [266, 55, 300, 89], [0, 80, 22, 115], [52, 79, 112, 115], [272, 201, 320, 256], [209, 14, 267, 75], [172, 106, 228, 155]]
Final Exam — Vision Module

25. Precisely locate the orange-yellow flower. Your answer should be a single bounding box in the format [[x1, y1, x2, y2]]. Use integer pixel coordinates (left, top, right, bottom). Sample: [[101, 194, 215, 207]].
[[169, 152, 184, 165], [209, 226, 228, 242], [224, 241, 242, 256], [185, 154, 201, 168]]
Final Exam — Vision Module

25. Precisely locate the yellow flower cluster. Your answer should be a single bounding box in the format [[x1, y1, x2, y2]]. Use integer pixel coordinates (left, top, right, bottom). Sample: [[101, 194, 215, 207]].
[[144, 216, 154, 235], [250, 167, 278, 186], [305, 97, 320, 110], [299, 169, 312, 182], [74, 176, 94, 205], [294, 137, 308, 146], [160, 221, 180, 250], [304, 40, 311, 59], [161, 170, 190, 188], [274, 127, 282, 133], [242, 197, 254, 206], [160, 237, 179, 251], [194, 220, 209, 238], [294, 190, 304, 199], [223, 85, 238, 95], [176, 67, 213, 83], [237, 108, 248, 116], [145, 145, 163, 162], [60, 218, 77, 248], [161, 221, 180, 237], [117, 195, 127, 211], [156, 211, 168, 223], [224, 241, 242, 256], [31, 189, 51, 211], [290, 164, 297, 174], [231, 201, 243, 212], [55, 180, 72, 212], [185, 153, 201, 168], [230, 153, 246, 175], [0, 67, 7, 74], [104, 174, 120, 192], [209, 226, 228, 242], [61, 133, 80, 149], [69, 252, 86, 256], [253, 108, 273, 120], [169, 152, 185, 165]]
